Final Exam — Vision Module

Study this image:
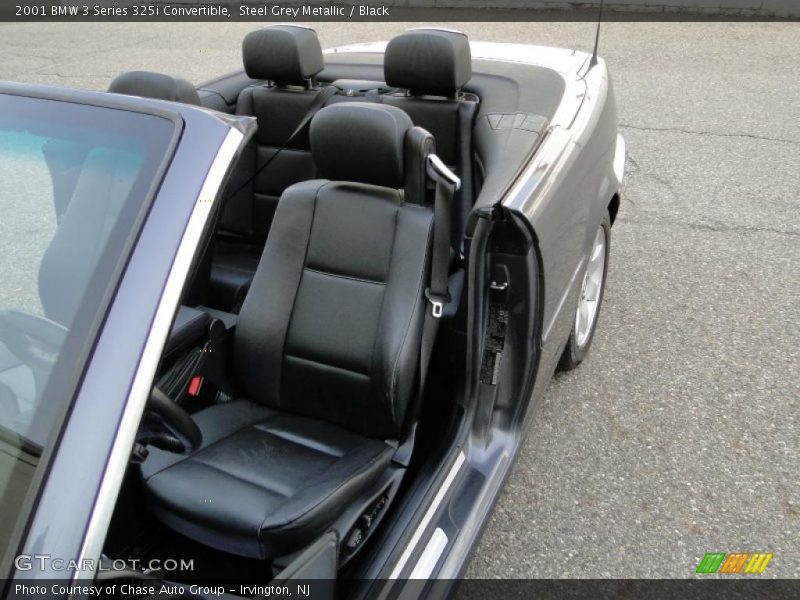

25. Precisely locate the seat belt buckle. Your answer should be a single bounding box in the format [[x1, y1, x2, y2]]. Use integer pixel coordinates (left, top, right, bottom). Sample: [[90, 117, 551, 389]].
[[425, 288, 451, 319], [187, 375, 204, 397]]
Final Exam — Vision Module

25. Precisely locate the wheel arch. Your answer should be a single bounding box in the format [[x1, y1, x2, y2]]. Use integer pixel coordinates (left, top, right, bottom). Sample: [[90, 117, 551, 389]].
[[608, 192, 620, 225]]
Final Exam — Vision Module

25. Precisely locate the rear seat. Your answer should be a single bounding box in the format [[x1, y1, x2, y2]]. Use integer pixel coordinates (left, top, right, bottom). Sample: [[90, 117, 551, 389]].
[[210, 25, 329, 310], [382, 28, 478, 251], [104, 30, 478, 315]]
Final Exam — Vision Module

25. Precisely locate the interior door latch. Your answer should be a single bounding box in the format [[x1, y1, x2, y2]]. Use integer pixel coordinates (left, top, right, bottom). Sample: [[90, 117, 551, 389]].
[[489, 264, 510, 301]]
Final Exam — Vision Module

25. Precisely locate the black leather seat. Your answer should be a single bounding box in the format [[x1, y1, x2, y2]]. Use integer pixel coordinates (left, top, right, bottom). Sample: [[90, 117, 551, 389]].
[[382, 28, 478, 249], [210, 25, 329, 311], [143, 103, 436, 560]]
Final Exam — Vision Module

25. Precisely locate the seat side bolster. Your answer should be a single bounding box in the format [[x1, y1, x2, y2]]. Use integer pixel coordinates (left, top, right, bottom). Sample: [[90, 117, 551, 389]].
[[375, 203, 434, 433], [403, 126, 436, 206], [235, 85, 256, 116], [256, 439, 394, 553]]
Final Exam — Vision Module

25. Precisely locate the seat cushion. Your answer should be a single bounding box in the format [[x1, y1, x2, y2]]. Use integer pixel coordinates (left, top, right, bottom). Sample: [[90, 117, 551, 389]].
[[142, 400, 395, 559]]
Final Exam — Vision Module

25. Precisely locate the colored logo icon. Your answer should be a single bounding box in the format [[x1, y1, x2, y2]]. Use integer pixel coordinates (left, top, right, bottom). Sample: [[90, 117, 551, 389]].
[[696, 552, 773, 574]]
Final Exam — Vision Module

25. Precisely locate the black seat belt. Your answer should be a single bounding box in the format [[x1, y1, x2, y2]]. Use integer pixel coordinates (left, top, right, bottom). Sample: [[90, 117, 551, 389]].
[[225, 84, 339, 204], [420, 154, 459, 380], [395, 154, 459, 467]]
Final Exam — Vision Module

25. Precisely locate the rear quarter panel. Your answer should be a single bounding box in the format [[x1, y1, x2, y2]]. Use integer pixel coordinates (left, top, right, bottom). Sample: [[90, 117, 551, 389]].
[[507, 62, 621, 424]]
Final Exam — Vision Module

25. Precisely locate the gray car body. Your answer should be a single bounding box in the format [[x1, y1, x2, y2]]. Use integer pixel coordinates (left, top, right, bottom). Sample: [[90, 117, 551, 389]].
[[2, 40, 623, 597]]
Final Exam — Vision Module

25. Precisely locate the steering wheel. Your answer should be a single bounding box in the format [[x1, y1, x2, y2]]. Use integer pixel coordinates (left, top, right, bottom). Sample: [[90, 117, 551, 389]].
[[0, 311, 201, 455], [140, 386, 202, 454]]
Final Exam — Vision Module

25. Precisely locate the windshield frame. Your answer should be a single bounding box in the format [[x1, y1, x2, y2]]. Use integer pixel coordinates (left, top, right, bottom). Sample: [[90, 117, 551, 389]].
[[0, 84, 183, 583], [5, 89, 253, 591]]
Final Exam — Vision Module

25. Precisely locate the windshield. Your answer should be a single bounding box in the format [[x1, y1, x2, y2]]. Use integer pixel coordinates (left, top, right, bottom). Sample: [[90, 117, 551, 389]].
[[0, 93, 175, 557]]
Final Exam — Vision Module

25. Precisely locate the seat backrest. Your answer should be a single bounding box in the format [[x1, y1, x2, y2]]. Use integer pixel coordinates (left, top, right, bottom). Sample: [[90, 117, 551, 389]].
[[382, 28, 478, 249], [234, 103, 434, 440], [222, 25, 326, 240]]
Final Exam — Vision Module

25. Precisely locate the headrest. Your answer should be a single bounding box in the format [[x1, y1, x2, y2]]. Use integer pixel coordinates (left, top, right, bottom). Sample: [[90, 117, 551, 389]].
[[310, 103, 414, 189], [384, 28, 472, 95], [108, 71, 200, 105], [243, 25, 324, 83]]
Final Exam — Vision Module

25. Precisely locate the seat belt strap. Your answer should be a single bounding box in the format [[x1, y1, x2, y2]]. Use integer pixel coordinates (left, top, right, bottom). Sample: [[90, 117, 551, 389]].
[[419, 162, 458, 397], [394, 155, 460, 467], [226, 84, 339, 202], [426, 154, 460, 319]]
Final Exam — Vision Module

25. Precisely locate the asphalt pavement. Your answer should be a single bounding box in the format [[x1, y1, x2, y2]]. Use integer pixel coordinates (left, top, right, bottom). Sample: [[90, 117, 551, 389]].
[[0, 20, 797, 578]]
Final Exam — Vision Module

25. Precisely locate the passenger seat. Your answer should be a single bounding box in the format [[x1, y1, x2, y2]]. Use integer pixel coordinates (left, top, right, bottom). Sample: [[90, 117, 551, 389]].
[[211, 25, 329, 310], [382, 28, 478, 251], [142, 103, 441, 560]]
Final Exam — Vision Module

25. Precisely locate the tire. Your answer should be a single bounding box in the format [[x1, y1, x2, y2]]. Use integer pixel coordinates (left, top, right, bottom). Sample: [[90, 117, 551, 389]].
[[558, 212, 611, 371]]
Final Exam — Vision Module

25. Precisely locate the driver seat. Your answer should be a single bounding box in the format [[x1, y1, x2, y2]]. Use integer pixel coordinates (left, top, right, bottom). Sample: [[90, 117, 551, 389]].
[[142, 103, 436, 560]]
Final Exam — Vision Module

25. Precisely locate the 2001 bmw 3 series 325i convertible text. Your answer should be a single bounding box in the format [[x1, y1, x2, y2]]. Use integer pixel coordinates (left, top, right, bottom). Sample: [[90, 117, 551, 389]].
[[0, 26, 624, 598]]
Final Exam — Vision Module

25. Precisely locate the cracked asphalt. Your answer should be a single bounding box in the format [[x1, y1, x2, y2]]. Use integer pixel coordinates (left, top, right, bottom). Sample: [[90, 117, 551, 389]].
[[0, 21, 797, 578]]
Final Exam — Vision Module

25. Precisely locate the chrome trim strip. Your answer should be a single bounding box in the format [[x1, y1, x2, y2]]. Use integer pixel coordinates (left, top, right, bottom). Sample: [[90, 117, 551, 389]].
[[408, 527, 449, 580], [73, 128, 244, 580], [387, 451, 465, 581]]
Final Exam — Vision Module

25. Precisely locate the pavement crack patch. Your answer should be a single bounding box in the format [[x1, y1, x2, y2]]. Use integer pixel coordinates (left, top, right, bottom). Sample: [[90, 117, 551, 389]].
[[617, 215, 800, 238], [620, 123, 800, 145], [683, 221, 800, 238], [624, 148, 677, 199]]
